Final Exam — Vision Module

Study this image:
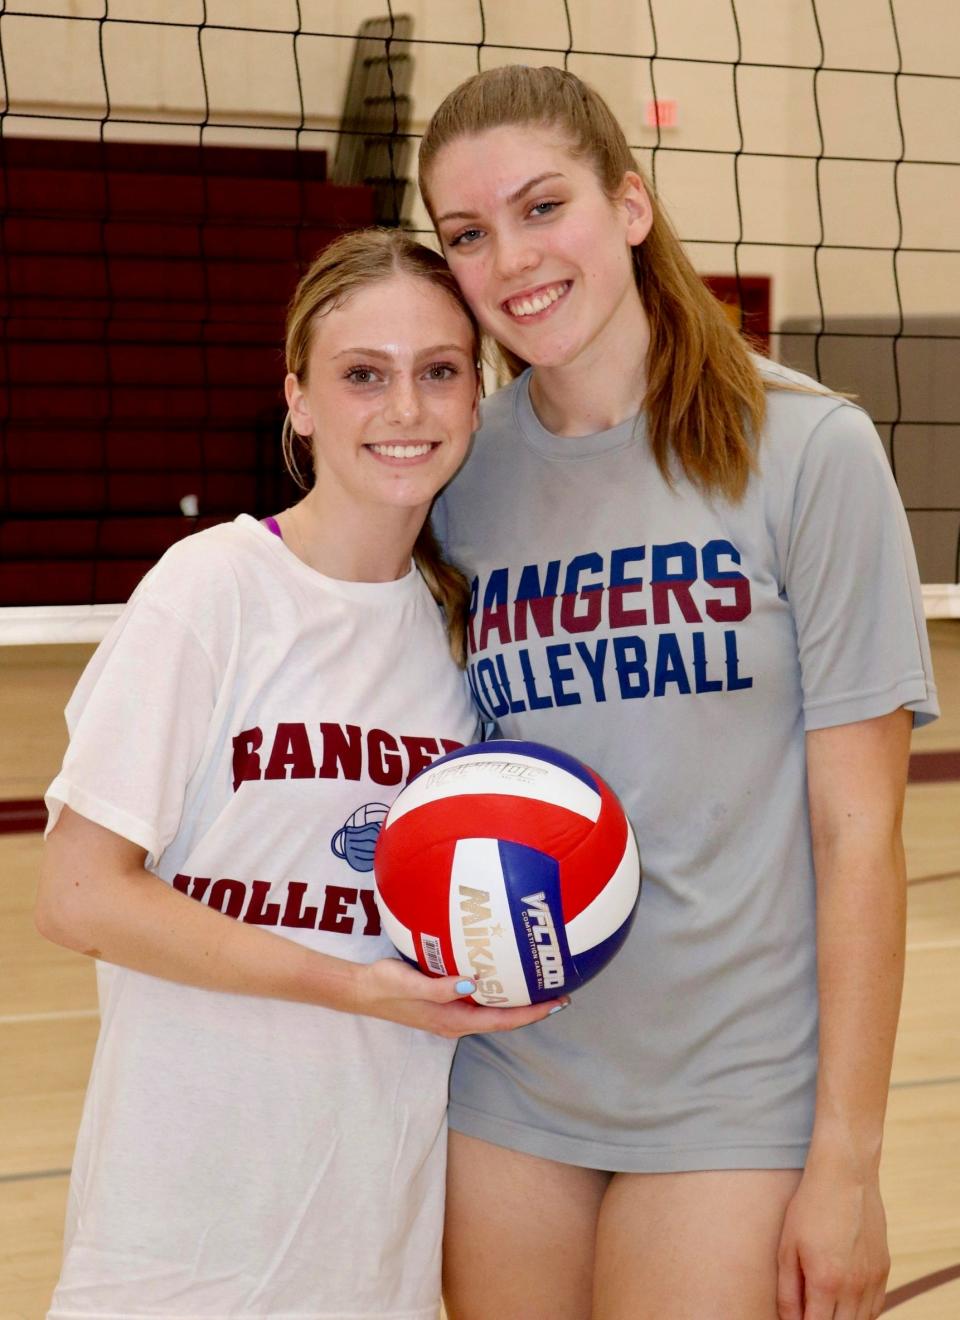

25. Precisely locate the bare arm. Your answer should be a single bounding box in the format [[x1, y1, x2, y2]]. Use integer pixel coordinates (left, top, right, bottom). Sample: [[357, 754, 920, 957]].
[[777, 706, 912, 1320], [36, 805, 562, 1037], [806, 707, 911, 1175]]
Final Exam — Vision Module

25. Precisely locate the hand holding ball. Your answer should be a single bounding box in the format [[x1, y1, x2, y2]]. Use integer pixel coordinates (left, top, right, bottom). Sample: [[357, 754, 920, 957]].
[[373, 741, 640, 1007]]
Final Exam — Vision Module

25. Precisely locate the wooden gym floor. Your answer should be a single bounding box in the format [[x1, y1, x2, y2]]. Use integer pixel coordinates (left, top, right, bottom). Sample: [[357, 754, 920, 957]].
[[2, 627, 959, 1318]]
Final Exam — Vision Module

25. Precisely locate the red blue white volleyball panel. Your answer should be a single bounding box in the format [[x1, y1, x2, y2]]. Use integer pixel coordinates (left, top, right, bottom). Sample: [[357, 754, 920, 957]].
[[373, 741, 641, 1006]]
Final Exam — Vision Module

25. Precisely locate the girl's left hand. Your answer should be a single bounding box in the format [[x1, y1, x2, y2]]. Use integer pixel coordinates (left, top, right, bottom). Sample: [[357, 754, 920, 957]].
[[776, 1151, 890, 1320]]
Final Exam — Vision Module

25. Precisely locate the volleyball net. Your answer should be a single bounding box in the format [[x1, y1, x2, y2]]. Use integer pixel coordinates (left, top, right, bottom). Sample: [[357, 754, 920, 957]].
[[1, 0, 958, 643]]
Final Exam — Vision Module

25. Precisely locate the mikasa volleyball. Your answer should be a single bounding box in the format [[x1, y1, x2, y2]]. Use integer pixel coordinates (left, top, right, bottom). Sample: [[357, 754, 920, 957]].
[[373, 741, 641, 1006]]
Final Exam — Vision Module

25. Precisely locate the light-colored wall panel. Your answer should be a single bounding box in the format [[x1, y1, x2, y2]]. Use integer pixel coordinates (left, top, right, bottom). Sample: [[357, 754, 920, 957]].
[[4, 0, 105, 16], [899, 163, 960, 250], [819, 159, 900, 249], [566, 53, 652, 146], [2, 14, 108, 119], [201, 26, 303, 125], [900, 74, 960, 164], [411, 0, 485, 49], [645, 60, 740, 153], [652, 150, 740, 244], [815, 249, 901, 322], [194, 124, 301, 149], [568, 0, 654, 59], [734, 0, 821, 70], [814, 0, 900, 73], [746, 242, 821, 333], [407, 38, 482, 144], [295, 30, 357, 129], [683, 240, 736, 275], [762, 243, 820, 310], [101, 121, 207, 146], [108, 1, 203, 22], [101, 20, 208, 126], [297, 0, 388, 39], [206, 0, 301, 33], [737, 64, 820, 158], [817, 71, 903, 159], [644, 0, 739, 64], [479, 1, 573, 55], [738, 155, 821, 246], [894, 0, 960, 77]]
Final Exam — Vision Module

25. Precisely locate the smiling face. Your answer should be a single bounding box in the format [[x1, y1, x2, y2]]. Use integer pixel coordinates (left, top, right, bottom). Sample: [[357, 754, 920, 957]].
[[284, 272, 480, 521], [425, 124, 652, 372]]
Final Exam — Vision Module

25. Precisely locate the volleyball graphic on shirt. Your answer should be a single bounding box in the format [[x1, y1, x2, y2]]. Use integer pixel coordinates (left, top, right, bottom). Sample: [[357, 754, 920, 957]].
[[331, 802, 389, 873], [373, 741, 641, 1006]]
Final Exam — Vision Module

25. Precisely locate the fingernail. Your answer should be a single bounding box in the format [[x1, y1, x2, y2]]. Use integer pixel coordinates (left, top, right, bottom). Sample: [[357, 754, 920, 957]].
[[547, 1000, 571, 1016], [455, 979, 477, 995]]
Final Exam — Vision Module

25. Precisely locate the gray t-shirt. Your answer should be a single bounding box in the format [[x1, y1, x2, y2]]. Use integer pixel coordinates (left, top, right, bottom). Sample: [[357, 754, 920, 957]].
[[435, 360, 938, 1172]]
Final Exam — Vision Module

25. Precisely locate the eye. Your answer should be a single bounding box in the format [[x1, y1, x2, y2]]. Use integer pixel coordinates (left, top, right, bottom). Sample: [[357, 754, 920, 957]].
[[345, 365, 379, 385], [529, 200, 560, 219], [423, 362, 459, 381], [448, 227, 484, 249]]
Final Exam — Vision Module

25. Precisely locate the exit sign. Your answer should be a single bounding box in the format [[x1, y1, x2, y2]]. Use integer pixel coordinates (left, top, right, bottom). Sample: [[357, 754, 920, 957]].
[[645, 99, 679, 129]]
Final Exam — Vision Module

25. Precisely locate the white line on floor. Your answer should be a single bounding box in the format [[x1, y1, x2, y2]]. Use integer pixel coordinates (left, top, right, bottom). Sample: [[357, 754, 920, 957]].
[[0, 1008, 98, 1025]]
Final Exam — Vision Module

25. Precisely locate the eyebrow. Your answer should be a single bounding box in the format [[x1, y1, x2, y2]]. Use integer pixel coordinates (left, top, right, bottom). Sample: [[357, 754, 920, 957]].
[[435, 172, 567, 225], [331, 344, 472, 360]]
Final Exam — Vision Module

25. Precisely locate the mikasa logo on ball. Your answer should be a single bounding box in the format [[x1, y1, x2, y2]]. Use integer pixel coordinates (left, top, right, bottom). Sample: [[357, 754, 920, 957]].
[[521, 892, 566, 990], [458, 885, 508, 1002]]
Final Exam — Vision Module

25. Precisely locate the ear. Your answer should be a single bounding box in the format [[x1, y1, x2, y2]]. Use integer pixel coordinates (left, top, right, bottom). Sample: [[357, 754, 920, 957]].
[[619, 171, 653, 248], [471, 373, 482, 431], [284, 371, 315, 436]]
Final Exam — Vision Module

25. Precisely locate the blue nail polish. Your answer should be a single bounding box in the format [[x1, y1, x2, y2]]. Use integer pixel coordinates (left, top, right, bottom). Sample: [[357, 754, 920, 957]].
[[547, 1001, 570, 1016], [455, 979, 477, 995]]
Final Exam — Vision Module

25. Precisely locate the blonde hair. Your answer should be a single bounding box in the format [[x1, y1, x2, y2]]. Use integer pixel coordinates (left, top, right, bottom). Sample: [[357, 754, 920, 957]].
[[419, 65, 772, 502], [283, 228, 478, 665]]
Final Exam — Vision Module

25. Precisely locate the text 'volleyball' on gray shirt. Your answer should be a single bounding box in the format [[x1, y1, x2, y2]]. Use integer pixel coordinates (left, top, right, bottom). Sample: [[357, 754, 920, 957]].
[[434, 360, 938, 1173]]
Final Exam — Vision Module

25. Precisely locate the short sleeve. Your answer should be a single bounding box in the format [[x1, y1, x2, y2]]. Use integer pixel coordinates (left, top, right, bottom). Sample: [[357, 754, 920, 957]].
[[45, 592, 220, 864], [783, 402, 939, 730]]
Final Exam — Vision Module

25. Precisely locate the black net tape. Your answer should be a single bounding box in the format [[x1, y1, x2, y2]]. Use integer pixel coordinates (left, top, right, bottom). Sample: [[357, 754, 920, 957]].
[[0, 0, 957, 611]]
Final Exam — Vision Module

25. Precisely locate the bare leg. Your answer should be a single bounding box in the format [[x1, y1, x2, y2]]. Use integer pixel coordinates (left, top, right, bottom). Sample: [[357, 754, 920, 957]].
[[443, 1130, 611, 1320], [593, 1168, 803, 1320]]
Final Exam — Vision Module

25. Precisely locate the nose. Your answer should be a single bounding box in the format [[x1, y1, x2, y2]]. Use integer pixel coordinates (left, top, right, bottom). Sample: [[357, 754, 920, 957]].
[[383, 372, 423, 427], [494, 229, 540, 282]]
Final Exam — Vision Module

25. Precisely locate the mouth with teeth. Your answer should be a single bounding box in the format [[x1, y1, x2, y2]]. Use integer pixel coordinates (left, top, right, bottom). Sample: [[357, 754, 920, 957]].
[[502, 280, 572, 321], [366, 441, 438, 462]]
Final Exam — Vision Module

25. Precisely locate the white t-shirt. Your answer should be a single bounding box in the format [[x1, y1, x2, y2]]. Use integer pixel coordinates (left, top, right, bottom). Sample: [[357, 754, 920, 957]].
[[45, 514, 480, 1319]]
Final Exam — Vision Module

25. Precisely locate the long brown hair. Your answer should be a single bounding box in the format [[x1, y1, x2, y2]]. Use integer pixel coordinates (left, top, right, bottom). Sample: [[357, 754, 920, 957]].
[[283, 228, 477, 665], [419, 65, 772, 502]]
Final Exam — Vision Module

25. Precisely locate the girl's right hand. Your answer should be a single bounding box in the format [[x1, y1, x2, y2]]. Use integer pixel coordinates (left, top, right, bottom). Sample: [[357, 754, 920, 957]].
[[355, 957, 568, 1037]]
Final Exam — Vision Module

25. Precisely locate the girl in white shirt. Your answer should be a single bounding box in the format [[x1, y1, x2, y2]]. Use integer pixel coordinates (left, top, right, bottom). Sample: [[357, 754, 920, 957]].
[[37, 228, 563, 1320]]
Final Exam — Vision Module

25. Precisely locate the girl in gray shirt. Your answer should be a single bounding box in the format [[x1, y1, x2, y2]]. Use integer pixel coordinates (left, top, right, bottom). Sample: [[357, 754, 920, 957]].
[[419, 65, 937, 1320]]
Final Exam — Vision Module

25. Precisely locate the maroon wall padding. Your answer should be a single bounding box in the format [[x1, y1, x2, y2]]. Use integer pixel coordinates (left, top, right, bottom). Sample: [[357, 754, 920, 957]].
[[702, 275, 771, 353], [0, 137, 376, 606]]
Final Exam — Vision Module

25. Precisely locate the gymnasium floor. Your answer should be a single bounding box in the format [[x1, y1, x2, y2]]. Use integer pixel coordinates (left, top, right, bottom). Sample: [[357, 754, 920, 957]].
[[2, 625, 958, 1318]]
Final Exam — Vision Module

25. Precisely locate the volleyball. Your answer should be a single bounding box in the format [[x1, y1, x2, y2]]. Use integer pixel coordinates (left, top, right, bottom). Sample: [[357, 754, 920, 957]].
[[373, 741, 641, 1007]]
